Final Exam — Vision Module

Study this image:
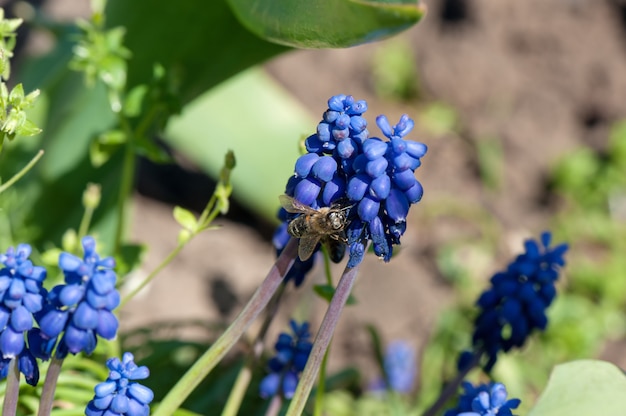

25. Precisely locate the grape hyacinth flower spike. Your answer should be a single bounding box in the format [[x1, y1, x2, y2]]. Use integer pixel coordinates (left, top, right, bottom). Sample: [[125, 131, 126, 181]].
[[471, 232, 568, 371], [259, 320, 313, 399], [444, 382, 521, 416], [274, 94, 428, 282], [37, 236, 120, 357], [86, 352, 154, 416], [0, 243, 47, 385]]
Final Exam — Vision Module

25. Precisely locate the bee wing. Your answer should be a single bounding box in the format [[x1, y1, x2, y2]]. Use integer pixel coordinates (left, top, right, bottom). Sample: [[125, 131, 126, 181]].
[[297, 233, 321, 261], [279, 194, 317, 215]]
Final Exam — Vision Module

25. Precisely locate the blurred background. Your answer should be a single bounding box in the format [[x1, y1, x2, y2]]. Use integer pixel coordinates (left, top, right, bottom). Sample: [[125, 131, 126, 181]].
[[1, 0, 625, 413]]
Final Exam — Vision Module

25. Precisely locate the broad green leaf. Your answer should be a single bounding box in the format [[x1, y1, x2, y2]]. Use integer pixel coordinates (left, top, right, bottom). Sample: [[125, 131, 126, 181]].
[[314, 284, 357, 305], [528, 360, 626, 416], [227, 0, 426, 48], [106, 0, 289, 104], [164, 68, 314, 220]]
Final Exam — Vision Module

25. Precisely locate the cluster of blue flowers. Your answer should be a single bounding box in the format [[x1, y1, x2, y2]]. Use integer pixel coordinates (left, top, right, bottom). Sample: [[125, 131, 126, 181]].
[[0, 244, 47, 385], [35, 236, 120, 358], [86, 352, 154, 416], [274, 94, 427, 284], [471, 232, 568, 371], [0, 236, 121, 387], [259, 320, 313, 399], [445, 382, 521, 416], [383, 340, 416, 394]]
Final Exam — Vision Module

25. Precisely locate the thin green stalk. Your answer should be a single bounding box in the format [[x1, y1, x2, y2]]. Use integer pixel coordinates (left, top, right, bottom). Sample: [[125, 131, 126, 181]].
[[37, 357, 65, 416], [221, 285, 287, 416], [286, 262, 363, 416], [422, 349, 482, 416], [119, 242, 185, 308], [0, 149, 44, 194], [2, 358, 19, 416], [152, 238, 299, 416]]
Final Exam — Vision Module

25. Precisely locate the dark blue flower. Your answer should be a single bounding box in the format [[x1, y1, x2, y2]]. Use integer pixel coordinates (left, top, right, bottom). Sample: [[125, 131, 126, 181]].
[[0, 244, 47, 385], [259, 320, 313, 399], [37, 236, 119, 358], [471, 232, 568, 370], [273, 95, 428, 278], [445, 382, 521, 416], [85, 352, 154, 416]]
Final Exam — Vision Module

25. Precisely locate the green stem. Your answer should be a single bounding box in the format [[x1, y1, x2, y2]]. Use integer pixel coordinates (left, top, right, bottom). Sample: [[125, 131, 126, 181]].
[[37, 357, 65, 416], [286, 262, 363, 416], [422, 349, 482, 416], [2, 358, 19, 416], [221, 285, 286, 416], [0, 149, 44, 194], [119, 242, 185, 308], [152, 238, 299, 416]]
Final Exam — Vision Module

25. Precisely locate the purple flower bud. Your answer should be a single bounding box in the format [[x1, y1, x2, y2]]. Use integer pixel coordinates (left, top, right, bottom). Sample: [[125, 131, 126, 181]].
[[394, 114, 414, 138], [392, 152, 415, 171], [348, 100, 368, 115], [259, 373, 280, 398], [10, 305, 33, 332], [305, 134, 324, 153], [294, 178, 322, 206], [73, 302, 99, 329], [58, 253, 82, 272], [295, 153, 320, 178], [369, 174, 391, 200], [337, 137, 357, 158], [386, 189, 410, 222], [328, 95, 347, 111], [347, 174, 370, 202], [392, 169, 417, 191], [376, 115, 393, 137], [1, 327, 24, 357], [332, 127, 349, 141], [59, 284, 86, 306], [405, 141, 427, 159], [18, 349, 39, 386], [324, 110, 339, 123], [348, 242, 366, 268], [317, 123, 331, 142], [358, 196, 380, 222], [322, 175, 346, 205], [365, 157, 388, 178], [391, 137, 407, 154], [8, 278, 26, 300], [335, 113, 351, 129], [312, 156, 338, 182], [362, 138, 388, 160], [404, 181, 424, 203], [97, 310, 119, 339], [282, 371, 298, 399], [350, 115, 367, 132]]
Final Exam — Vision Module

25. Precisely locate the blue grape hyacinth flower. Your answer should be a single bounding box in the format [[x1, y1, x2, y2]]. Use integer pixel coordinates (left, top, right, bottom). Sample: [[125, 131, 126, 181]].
[[37, 236, 119, 358], [273, 94, 427, 278], [471, 232, 568, 371], [0, 244, 47, 385], [85, 352, 154, 416], [383, 340, 417, 394], [445, 382, 521, 416], [259, 320, 313, 399]]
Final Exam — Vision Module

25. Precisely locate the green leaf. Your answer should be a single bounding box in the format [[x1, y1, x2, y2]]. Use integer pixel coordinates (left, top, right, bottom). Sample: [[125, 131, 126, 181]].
[[528, 360, 626, 416], [313, 284, 357, 305], [164, 68, 314, 220], [106, 0, 289, 104], [123, 84, 148, 117], [90, 129, 125, 167], [173, 206, 198, 231], [227, 0, 426, 48]]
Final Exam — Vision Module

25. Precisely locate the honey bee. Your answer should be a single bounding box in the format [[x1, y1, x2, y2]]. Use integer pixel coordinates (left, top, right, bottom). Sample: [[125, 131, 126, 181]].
[[279, 195, 353, 262]]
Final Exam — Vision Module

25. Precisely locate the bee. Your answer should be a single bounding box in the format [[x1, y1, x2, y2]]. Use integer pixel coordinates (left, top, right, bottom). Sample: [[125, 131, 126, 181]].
[[279, 195, 353, 262]]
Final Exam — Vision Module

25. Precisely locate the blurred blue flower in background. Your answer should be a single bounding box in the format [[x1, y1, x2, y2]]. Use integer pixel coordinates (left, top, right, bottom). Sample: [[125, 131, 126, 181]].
[[0, 243, 47, 385], [259, 320, 313, 399], [37, 236, 120, 358], [445, 382, 520, 416], [274, 94, 428, 278], [471, 232, 568, 371], [383, 340, 417, 394], [86, 352, 154, 416]]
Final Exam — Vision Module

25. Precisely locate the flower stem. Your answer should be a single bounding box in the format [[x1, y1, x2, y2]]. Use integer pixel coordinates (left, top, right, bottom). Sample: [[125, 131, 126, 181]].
[[221, 285, 287, 416], [37, 357, 64, 416], [152, 238, 298, 416], [0, 149, 44, 194], [313, 345, 331, 416], [286, 262, 363, 416], [265, 394, 283, 416], [422, 349, 482, 416], [2, 358, 20, 416]]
